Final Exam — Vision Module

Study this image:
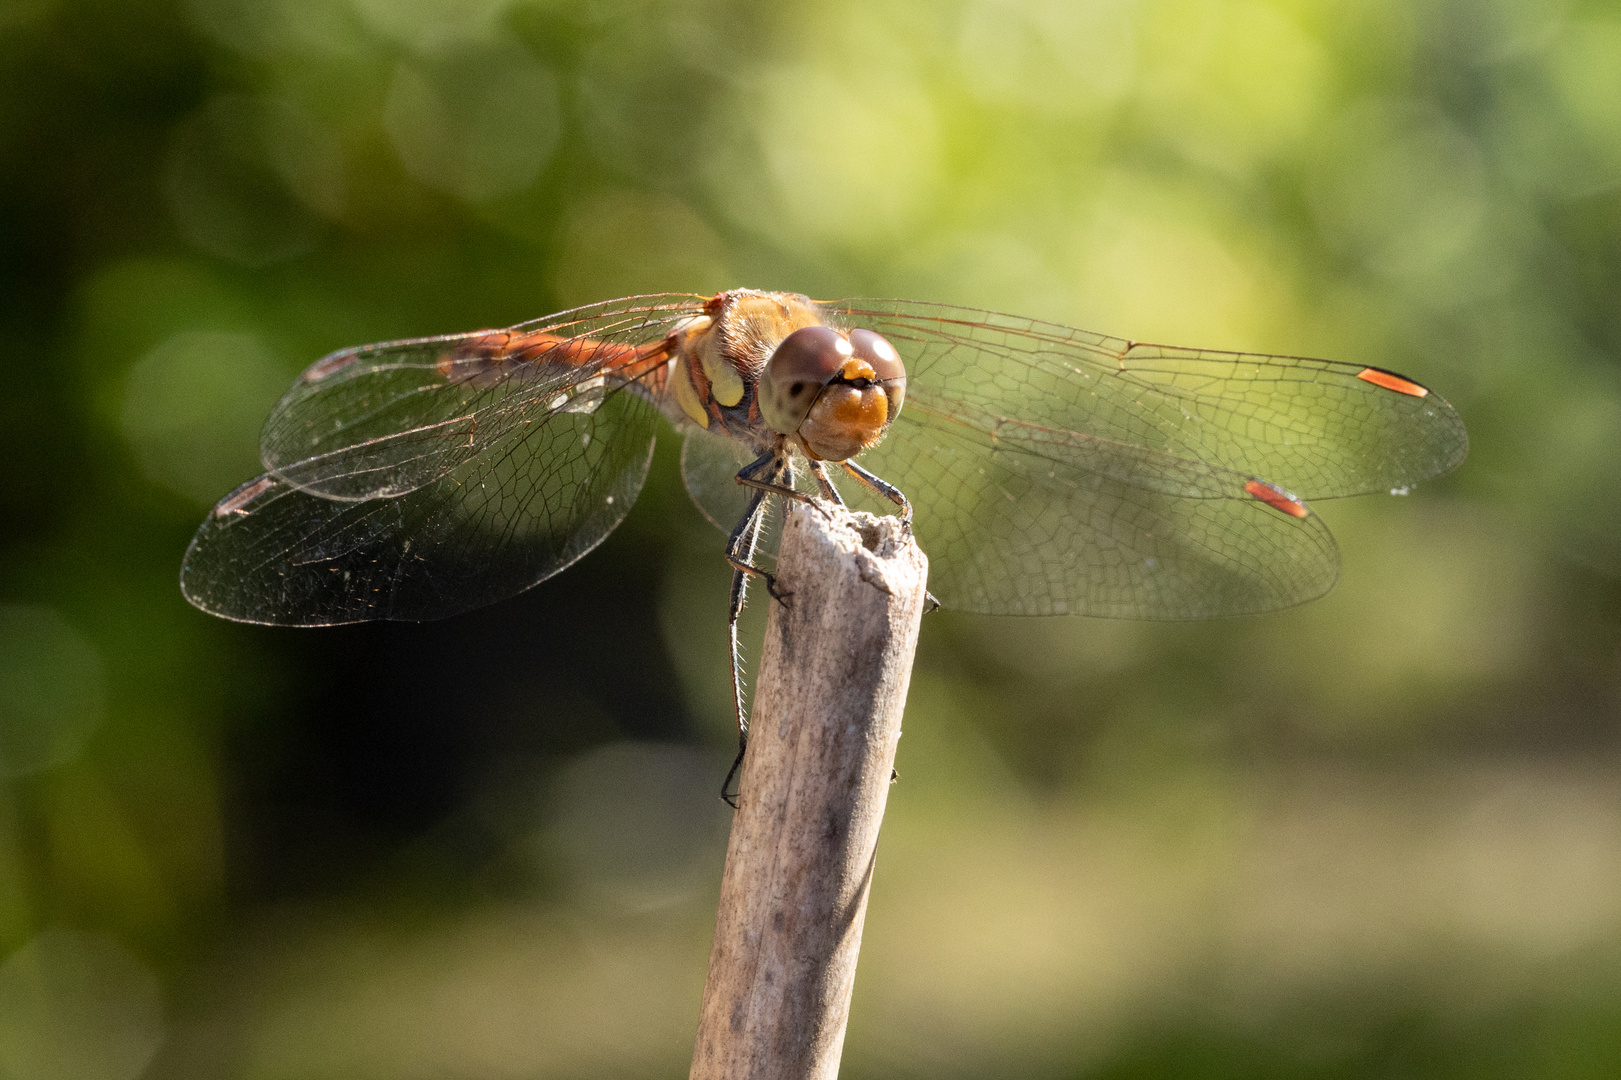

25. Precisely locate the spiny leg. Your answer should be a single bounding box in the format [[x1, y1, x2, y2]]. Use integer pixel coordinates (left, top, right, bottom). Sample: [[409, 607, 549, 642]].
[[726, 452, 790, 597], [737, 447, 818, 509], [724, 485, 772, 717], [842, 459, 940, 612], [728, 451, 804, 604], [809, 459, 845, 505], [841, 459, 911, 524], [720, 475, 773, 808]]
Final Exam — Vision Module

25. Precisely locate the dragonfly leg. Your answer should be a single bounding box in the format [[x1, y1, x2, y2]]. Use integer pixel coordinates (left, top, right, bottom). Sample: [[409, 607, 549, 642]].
[[842, 460, 940, 611], [725, 459, 787, 596], [842, 459, 912, 525], [737, 447, 819, 509], [720, 480, 772, 809], [727, 453, 802, 603], [809, 459, 846, 505], [721, 747, 746, 809]]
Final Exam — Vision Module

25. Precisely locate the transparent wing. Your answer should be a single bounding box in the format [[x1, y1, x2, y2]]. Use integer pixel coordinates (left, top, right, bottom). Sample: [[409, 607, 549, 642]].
[[679, 427, 761, 535], [259, 294, 706, 501], [821, 299, 1467, 618], [678, 427, 819, 532], [679, 427, 824, 573], [179, 294, 709, 626], [854, 410, 1339, 618], [181, 382, 659, 625], [830, 299, 1467, 500]]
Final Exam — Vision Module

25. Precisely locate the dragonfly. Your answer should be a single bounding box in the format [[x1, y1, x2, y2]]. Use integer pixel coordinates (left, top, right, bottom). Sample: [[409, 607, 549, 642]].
[[181, 289, 1467, 794]]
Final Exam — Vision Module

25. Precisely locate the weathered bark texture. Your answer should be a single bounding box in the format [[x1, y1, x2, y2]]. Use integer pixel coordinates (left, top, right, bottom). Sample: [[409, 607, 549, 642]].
[[690, 502, 929, 1080]]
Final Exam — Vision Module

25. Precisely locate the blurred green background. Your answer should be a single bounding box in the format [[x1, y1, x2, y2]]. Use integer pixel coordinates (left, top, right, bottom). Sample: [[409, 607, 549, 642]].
[[2, 0, 1620, 1077]]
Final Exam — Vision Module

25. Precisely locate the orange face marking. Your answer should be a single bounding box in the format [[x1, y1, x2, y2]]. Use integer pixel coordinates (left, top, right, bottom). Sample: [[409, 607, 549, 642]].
[[829, 386, 887, 429], [1357, 367, 1428, 397], [1245, 479, 1309, 519], [839, 357, 877, 382], [798, 384, 890, 461]]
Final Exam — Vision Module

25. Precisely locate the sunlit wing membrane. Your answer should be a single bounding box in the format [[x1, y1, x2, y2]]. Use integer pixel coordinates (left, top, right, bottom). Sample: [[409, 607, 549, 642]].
[[678, 427, 814, 571], [259, 295, 705, 503], [183, 386, 659, 625], [814, 297, 1472, 618], [179, 299, 701, 625], [828, 299, 1468, 501], [680, 426, 766, 534], [851, 399, 1338, 618]]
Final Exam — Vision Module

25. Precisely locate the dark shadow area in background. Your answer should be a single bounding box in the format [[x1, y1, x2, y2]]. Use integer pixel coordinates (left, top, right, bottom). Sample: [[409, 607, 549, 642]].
[[222, 521, 696, 903]]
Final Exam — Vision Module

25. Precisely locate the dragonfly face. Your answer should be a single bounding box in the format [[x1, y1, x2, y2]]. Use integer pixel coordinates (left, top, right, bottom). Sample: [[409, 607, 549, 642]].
[[181, 288, 1467, 630]]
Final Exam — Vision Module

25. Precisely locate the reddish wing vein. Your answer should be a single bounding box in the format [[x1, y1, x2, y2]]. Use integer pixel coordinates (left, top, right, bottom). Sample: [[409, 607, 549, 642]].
[[182, 296, 709, 625]]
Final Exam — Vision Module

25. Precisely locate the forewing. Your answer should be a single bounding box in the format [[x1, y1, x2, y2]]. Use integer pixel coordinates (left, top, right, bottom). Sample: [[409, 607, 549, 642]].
[[830, 299, 1467, 499], [181, 377, 659, 625], [260, 295, 705, 501]]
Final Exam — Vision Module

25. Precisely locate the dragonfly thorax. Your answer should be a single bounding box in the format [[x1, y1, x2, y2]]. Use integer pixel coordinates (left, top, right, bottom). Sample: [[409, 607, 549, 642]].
[[669, 291, 906, 463]]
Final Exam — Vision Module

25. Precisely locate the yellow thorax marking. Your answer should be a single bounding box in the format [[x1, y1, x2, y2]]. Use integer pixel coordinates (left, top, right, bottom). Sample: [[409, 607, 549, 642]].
[[700, 345, 745, 408], [672, 354, 709, 428]]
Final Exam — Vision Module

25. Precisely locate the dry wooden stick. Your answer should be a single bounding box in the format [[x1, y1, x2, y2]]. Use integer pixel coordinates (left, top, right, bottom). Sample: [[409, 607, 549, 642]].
[[690, 501, 929, 1080]]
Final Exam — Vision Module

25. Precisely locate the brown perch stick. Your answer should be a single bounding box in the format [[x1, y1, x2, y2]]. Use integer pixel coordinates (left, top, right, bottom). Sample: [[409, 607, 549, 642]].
[[690, 501, 929, 1080]]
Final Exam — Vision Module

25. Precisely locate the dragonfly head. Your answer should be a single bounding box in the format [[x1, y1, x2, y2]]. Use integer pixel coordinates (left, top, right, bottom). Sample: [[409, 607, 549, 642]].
[[759, 325, 906, 461]]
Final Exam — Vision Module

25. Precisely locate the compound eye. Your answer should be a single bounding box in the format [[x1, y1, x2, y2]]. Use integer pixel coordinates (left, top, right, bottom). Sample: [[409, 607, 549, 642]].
[[759, 325, 852, 435], [848, 329, 902, 382], [769, 326, 849, 385], [849, 328, 905, 421]]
